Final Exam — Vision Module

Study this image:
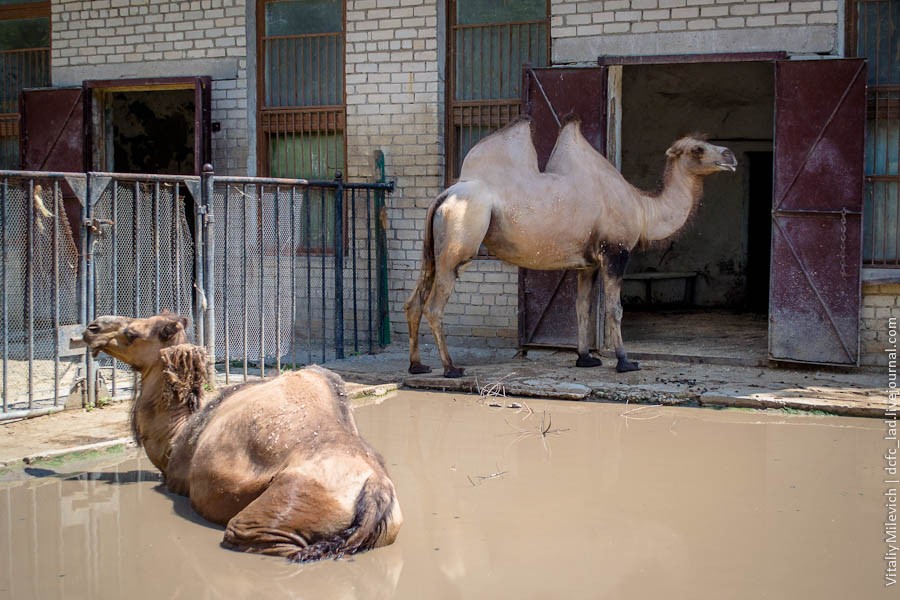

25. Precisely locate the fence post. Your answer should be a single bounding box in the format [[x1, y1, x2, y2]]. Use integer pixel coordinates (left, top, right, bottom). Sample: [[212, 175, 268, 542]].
[[202, 164, 216, 387], [82, 173, 95, 407], [334, 170, 344, 360], [374, 150, 391, 347]]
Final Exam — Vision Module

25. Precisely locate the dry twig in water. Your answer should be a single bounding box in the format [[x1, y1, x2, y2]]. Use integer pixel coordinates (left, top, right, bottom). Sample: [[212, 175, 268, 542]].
[[505, 410, 571, 456], [476, 372, 515, 402], [467, 465, 508, 486]]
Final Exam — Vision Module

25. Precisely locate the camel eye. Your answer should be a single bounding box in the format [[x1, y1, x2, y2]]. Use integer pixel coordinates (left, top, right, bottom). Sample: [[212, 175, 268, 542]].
[[692, 145, 705, 157], [123, 328, 138, 343]]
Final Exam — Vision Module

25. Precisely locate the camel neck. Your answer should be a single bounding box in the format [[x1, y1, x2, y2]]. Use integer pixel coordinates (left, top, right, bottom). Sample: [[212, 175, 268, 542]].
[[133, 365, 194, 474], [638, 159, 702, 243]]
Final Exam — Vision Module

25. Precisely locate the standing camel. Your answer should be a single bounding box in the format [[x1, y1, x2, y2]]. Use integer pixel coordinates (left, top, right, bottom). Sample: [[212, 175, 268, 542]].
[[405, 115, 737, 377], [83, 312, 402, 562]]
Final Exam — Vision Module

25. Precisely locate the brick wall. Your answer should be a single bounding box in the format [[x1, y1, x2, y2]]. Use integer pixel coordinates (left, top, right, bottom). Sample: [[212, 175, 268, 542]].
[[50, 0, 249, 174], [551, 0, 840, 62], [344, 0, 519, 351], [862, 283, 900, 367]]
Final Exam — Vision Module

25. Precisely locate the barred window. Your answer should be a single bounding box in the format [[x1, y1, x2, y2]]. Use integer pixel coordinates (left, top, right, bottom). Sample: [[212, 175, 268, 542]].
[[0, 0, 50, 169], [849, 0, 900, 266], [257, 0, 345, 253], [446, 0, 549, 182]]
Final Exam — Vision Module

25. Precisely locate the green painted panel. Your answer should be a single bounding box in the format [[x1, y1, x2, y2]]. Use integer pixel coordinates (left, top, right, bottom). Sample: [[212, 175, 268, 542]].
[[265, 0, 342, 36]]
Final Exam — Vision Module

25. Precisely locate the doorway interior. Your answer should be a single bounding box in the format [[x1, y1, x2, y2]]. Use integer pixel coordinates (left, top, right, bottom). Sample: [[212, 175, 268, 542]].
[[616, 60, 775, 365]]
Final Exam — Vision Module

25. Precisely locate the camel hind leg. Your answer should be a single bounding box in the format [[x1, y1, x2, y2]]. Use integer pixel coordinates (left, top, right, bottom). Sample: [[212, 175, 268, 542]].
[[404, 267, 434, 374], [221, 471, 344, 560], [409, 188, 490, 378], [222, 468, 401, 563]]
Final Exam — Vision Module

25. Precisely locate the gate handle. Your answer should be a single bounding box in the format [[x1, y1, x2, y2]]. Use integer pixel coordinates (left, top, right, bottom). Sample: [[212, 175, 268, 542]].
[[83, 217, 114, 234]]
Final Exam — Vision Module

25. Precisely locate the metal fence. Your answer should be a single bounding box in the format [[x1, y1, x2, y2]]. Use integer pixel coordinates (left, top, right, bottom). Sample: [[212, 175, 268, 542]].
[[0, 157, 393, 419]]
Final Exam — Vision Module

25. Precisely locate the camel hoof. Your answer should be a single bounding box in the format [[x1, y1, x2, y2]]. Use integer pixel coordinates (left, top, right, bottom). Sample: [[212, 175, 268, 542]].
[[616, 359, 640, 373], [575, 354, 603, 368], [408, 362, 432, 375], [443, 366, 465, 378]]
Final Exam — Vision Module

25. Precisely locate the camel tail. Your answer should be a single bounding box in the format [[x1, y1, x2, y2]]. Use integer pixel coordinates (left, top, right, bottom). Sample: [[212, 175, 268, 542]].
[[289, 473, 400, 564], [407, 190, 449, 308], [422, 190, 450, 278]]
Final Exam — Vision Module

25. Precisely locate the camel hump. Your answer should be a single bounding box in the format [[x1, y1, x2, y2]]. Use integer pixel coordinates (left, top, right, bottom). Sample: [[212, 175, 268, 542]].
[[459, 117, 539, 181]]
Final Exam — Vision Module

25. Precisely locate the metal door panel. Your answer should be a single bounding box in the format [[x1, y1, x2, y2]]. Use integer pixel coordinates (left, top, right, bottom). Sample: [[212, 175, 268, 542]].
[[518, 66, 607, 349], [20, 87, 85, 247], [770, 59, 866, 365]]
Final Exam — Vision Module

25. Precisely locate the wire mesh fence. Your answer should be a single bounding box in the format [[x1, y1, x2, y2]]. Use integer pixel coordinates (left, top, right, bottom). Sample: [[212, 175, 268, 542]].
[[210, 173, 391, 384], [1, 164, 393, 418], [1, 173, 83, 416]]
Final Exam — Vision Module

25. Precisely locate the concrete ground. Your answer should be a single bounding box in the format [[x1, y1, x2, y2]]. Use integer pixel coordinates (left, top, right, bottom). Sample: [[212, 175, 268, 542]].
[[0, 334, 889, 472]]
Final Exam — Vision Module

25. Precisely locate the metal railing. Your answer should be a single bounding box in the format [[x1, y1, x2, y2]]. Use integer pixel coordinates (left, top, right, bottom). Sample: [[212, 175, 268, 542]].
[[0, 156, 393, 418]]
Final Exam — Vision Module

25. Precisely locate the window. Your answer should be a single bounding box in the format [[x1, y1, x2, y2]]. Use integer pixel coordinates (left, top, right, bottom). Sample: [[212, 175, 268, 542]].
[[257, 0, 345, 252], [848, 0, 900, 266], [446, 0, 549, 181], [0, 0, 50, 169]]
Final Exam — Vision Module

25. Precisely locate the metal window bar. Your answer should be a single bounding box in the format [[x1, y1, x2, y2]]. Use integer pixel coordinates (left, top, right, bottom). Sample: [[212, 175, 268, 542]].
[[0, 47, 50, 169], [851, 0, 900, 267], [447, 17, 549, 181]]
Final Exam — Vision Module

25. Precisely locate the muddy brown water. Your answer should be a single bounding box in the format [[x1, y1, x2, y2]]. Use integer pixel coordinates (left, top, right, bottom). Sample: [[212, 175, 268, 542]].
[[0, 390, 892, 599]]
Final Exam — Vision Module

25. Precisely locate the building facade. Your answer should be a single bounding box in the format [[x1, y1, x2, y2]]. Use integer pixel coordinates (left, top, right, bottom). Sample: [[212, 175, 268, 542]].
[[3, 0, 896, 366]]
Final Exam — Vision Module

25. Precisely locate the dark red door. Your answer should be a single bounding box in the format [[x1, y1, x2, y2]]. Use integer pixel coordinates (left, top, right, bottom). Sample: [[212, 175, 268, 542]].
[[770, 59, 866, 365], [518, 67, 607, 349], [20, 87, 84, 172], [20, 87, 85, 246]]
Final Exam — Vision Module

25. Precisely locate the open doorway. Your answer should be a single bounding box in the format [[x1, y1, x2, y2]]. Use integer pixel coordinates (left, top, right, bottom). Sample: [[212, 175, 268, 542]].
[[617, 60, 775, 365], [85, 77, 211, 176], [108, 88, 195, 174]]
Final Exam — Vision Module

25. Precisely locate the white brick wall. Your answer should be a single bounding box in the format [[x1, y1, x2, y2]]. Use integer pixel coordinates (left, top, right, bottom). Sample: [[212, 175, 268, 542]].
[[51, 0, 249, 174], [552, 0, 840, 62], [344, 0, 519, 350], [861, 284, 900, 367]]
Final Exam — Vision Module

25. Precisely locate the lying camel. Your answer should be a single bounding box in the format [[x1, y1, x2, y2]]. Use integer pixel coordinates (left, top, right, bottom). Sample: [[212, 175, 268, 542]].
[[405, 115, 737, 377], [83, 312, 402, 562]]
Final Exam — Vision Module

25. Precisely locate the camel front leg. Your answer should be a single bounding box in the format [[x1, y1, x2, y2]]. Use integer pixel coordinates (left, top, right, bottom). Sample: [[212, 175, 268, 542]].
[[601, 249, 640, 373], [575, 267, 602, 368]]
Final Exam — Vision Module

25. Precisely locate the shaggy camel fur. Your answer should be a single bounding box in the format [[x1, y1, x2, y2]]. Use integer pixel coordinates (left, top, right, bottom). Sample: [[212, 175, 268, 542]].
[[83, 312, 402, 562], [405, 115, 737, 377]]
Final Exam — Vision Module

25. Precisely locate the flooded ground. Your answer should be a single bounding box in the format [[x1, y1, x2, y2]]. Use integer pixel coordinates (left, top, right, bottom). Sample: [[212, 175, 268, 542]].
[[0, 390, 892, 599]]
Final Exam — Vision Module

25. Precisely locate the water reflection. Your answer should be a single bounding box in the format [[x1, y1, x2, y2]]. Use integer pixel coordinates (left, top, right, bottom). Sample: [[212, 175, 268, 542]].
[[0, 391, 890, 600]]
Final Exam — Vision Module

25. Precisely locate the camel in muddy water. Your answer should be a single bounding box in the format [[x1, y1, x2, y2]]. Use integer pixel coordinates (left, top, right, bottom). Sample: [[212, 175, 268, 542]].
[[405, 115, 737, 377], [83, 312, 402, 562]]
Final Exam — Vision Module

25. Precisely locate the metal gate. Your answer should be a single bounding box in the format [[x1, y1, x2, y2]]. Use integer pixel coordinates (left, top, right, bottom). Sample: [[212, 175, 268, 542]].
[[769, 59, 866, 366], [0, 159, 393, 419]]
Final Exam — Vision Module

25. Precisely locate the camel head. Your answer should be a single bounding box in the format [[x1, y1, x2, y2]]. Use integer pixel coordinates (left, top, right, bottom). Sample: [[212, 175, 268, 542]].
[[83, 312, 189, 370], [665, 137, 737, 176]]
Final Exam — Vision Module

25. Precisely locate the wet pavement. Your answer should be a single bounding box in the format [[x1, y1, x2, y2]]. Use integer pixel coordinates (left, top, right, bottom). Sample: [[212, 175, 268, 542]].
[[0, 389, 892, 599], [323, 341, 888, 418]]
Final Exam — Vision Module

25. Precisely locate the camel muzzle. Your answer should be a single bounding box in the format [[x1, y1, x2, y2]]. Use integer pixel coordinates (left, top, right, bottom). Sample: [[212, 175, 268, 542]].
[[716, 149, 738, 172]]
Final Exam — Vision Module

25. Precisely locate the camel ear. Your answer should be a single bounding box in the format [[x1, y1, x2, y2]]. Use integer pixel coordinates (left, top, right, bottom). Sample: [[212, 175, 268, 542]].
[[666, 145, 682, 158], [160, 319, 184, 342]]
